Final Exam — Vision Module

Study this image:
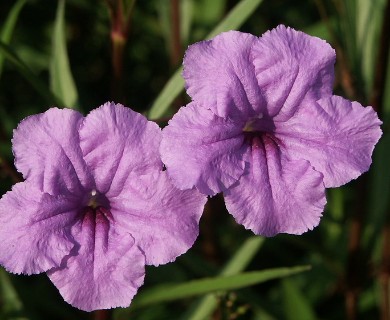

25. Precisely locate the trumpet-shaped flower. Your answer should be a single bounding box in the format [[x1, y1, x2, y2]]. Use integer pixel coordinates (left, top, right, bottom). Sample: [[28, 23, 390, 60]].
[[160, 25, 382, 236], [0, 102, 206, 311]]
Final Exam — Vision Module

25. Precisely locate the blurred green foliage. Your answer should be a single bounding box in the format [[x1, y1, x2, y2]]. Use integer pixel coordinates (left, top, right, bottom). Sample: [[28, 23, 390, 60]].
[[0, 0, 389, 319]]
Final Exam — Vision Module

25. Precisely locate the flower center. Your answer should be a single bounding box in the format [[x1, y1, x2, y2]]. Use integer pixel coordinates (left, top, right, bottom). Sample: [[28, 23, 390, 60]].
[[80, 190, 113, 243], [242, 114, 280, 148], [243, 113, 264, 132], [242, 113, 271, 140], [88, 189, 99, 209], [83, 189, 112, 221]]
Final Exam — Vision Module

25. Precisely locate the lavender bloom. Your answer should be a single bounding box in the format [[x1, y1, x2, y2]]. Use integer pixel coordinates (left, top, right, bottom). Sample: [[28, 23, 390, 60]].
[[0, 102, 206, 311], [160, 25, 382, 236]]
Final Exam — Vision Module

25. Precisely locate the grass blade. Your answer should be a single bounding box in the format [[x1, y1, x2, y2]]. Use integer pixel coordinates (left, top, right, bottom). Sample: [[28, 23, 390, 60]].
[[0, 41, 61, 106], [50, 0, 78, 107], [148, 68, 183, 120], [0, 0, 27, 77], [182, 236, 265, 320], [205, 0, 262, 39], [282, 279, 317, 320], [148, 0, 264, 120], [0, 268, 24, 317], [126, 265, 310, 310]]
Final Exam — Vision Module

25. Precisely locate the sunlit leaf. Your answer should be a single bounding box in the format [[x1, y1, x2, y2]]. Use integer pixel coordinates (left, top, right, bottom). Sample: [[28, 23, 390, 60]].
[[205, 0, 262, 39], [148, 67, 183, 120], [181, 0, 194, 43], [356, 0, 385, 97], [221, 237, 265, 276], [120, 265, 310, 312], [182, 236, 265, 320], [50, 0, 78, 108], [183, 236, 265, 320]]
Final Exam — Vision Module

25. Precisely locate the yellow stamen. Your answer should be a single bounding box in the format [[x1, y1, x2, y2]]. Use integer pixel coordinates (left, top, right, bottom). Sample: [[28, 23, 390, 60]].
[[88, 189, 99, 209]]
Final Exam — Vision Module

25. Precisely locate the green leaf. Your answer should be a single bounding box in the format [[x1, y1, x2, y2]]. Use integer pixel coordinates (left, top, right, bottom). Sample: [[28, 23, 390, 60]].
[[50, 0, 78, 108], [0, 268, 24, 317], [355, 0, 385, 97], [303, 19, 334, 41], [125, 265, 310, 311], [366, 132, 390, 254], [148, 67, 183, 120], [0, 0, 27, 78], [148, 0, 264, 120], [156, 0, 174, 58], [193, 0, 226, 27], [282, 278, 317, 320], [205, 0, 262, 39], [181, 0, 195, 43], [0, 40, 60, 105], [122, 0, 136, 19], [221, 236, 265, 276], [182, 236, 265, 320]]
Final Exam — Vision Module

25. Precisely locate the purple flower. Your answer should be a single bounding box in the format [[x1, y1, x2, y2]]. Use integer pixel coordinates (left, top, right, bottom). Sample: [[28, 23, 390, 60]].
[[160, 25, 382, 236], [0, 102, 206, 311]]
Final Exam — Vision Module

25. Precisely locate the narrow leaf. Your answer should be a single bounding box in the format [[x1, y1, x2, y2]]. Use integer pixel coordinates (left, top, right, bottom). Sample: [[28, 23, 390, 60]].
[[0, 41, 61, 105], [156, 0, 172, 59], [180, 0, 194, 43], [0, 0, 27, 77], [366, 132, 390, 252], [148, 0, 264, 120], [0, 268, 23, 316], [282, 279, 317, 320], [50, 0, 78, 107], [183, 236, 265, 320], [356, 0, 384, 97], [128, 265, 310, 310], [148, 68, 183, 120], [221, 236, 265, 276], [205, 0, 262, 39]]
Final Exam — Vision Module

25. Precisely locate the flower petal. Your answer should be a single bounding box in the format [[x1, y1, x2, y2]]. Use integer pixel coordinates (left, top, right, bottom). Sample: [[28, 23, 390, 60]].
[[79, 102, 162, 196], [110, 171, 206, 266], [48, 213, 145, 312], [12, 108, 93, 195], [276, 96, 383, 187], [0, 182, 78, 274], [160, 103, 247, 195], [251, 25, 335, 120], [224, 136, 326, 236], [183, 31, 264, 118]]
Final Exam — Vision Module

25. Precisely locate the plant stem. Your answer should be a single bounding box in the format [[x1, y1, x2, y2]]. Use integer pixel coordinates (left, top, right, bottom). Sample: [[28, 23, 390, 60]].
[[105, 0, 136, 103]]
